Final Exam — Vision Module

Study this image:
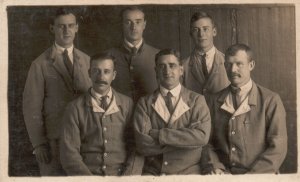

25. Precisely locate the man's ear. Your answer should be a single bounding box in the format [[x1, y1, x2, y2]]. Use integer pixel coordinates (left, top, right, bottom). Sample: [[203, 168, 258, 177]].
[[249, 60, 255, 71], [49, 25, 54, 34], [113, 70, 117, 80], [213, 27, 217, 37]]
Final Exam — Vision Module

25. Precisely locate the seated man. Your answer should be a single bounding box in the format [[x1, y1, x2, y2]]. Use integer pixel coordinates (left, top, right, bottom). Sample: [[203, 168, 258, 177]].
[[133, 49, 211, 175], [204, 44, 287, 174], [60, 52, 137, 176]]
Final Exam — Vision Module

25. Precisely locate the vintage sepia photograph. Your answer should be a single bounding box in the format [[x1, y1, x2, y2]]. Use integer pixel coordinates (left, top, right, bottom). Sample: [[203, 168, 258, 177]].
[[1, 0, 299, 181]]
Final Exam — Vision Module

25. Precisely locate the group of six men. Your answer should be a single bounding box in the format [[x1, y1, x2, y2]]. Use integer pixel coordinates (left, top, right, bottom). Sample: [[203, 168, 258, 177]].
[[22, 6, 287, 176]]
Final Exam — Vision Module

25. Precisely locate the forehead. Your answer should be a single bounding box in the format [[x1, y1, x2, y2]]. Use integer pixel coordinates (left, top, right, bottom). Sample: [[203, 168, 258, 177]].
[[54, 14, 76, 24], [91, 59, 114, 68], [157, 54, 180, 64], [227, 50, 249, 62], [123, 10, 145, 20], [191, 17, 214, 27]]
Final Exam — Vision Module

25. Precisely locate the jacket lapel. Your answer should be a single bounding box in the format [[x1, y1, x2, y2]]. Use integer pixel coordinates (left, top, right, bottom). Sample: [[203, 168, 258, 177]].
[[151, 87, 191, 125], [206, 51, 222, 84], [50, 46, 74, 92], [219, 83, 258, 116], [105, 89, 121, 115], [168, 96, 190, 126]]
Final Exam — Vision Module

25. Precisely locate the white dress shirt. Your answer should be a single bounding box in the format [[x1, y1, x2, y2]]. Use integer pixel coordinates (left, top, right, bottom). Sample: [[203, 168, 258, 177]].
[[55, 42, 74, 64], [202, 46, 216, 74], [90, 87, 113, 112], [124, 38, 143, 52]]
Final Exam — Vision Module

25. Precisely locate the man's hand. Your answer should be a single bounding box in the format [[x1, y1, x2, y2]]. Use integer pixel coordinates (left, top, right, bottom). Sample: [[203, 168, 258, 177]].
[[34, 144, 51, 164]]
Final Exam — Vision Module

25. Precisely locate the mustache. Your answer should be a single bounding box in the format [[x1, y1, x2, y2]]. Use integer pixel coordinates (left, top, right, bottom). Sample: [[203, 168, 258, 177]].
[[95, 80, 108, 85]]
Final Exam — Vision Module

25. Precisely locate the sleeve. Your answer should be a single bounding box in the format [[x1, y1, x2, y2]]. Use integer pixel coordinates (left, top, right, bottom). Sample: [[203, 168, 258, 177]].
[[123, 99, 144, 175], [248, 94, 287, 173], [59, 103, 93, 175], [158, 95, 211, 148], [133, 99, 166, 156], [22, 61, 47, 148], [200, 95, 226, 174]]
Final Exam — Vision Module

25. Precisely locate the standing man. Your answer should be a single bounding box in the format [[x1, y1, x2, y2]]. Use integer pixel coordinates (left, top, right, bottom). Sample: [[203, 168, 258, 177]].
[[133, 49, 211, 175], [183, 11, 229, 99], [203, 44, 287, 174], [22, 8, 91, 175], [60, 52, 136, 176], [108, 6, 159, 102]]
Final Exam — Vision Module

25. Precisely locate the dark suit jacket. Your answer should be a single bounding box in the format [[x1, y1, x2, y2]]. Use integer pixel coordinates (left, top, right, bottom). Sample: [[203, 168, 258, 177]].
[[182, 48, 230, 99], [108, 42, 159, 102], [23, 45, 91, 148]]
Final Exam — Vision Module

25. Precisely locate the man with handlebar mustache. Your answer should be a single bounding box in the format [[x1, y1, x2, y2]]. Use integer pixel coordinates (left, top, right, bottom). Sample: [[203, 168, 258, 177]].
[[60, 52, 138, 176]]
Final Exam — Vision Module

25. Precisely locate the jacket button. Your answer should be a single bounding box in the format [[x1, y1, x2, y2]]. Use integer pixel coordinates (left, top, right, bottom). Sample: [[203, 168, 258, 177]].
[[102, 165, 106, 169], [231, 147, 236, 151], [103, 116, 106, 119], [164, 161, 168, 165], [103, 127, 107, 131], [104, 152, 108, 157], [231, 131, 236, 135], [231, 117, 235, 120], [104, 139, 108, 143], [130, 66, 134, 70], [232, 162, 236, 166]]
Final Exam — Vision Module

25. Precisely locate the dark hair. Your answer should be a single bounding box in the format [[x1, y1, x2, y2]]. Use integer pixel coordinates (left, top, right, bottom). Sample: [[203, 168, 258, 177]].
[[90, 51, 117, 70], [121, 6, 146, 21], [50, 8, 77, 25], [225, 44, 254, 62], [155, 49, 182, 65], [190, 11, 215, 27]]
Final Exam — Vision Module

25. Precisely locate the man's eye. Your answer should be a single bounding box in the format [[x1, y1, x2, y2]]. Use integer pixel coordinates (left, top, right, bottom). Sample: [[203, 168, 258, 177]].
[[69, 24, 76, 28]]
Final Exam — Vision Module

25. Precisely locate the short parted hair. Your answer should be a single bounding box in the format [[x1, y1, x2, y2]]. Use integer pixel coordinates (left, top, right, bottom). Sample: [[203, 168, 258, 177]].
[[50, 8, 77, 25], [90, 51, 117, 70], [155, 49, 182, 66], [225, 44, 254, 62], [121, 6, 146, 20], [190, 11, 215, 28]]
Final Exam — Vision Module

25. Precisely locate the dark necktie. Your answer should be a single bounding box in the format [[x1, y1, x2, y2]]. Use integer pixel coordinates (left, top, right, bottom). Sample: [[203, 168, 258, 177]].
[[63, 49, 73, 76], [131, 47, 138, 56], [231, 87, 241, 110], [201, 53, 209, 80], [100, 95, 109, 111], [165, 92, 174, 114]]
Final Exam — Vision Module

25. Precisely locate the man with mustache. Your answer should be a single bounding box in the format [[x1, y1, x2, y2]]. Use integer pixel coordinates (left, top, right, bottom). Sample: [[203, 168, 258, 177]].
[[108, 6, 159, 102], [182, 11, 230, 100], [133, 49, 211, 175], [60, 52, 137, 176], [203, 44, 287, 174], [23, 8, 91, 175]]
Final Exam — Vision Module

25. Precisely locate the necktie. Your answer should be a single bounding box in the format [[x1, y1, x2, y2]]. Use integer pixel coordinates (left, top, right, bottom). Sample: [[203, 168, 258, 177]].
[[100, 95, 109, 111], [231, 87, 241, 110], [63, 49, 73, 76], [165, 92, 174, 114], [131, 47, 138, 56], [201, 53, 209, 80]]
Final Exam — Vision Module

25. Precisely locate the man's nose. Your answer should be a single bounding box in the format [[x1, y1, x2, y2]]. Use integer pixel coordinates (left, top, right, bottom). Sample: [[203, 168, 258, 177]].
[[231, 63, 238, 72]]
